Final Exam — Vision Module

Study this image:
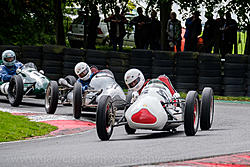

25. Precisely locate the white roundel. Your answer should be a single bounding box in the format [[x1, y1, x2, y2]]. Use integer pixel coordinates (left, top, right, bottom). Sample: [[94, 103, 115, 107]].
[[124, 68, 145, 92], [2, 50, 16, 67], [74, 62, 91, 81]]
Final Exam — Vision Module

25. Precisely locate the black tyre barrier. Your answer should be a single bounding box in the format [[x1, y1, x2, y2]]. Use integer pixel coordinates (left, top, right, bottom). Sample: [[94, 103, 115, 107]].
[[198, 53, 221, 62], [223, 70, 246, 78], [86, 49, 108, 58], [85, 57, 107, 65], [223, 77, 245, 85], [224, 63, 247, 71], [43, 67, 63, 74], [64, 48, 85, 56], [131, 49, 152, 58], [175, 76, 197, 83], [106, 51, 129, 59], [129, 65, 152, 74], [224, 85, 246, 92], [176, 51, 198, 60], [0, 45, 21, 59], [22, 58, 42, 68], [64, 54, 84, 63], [43, 53, 63, 61], [107, 58, 129, 66], [152, 67, 174, 74], [43, 60, 62, 67], [224, 92, 245, 97], [225, 54, 248, 63], [45, 73, 62, 80], [62, 68, 75, 76], [152, 50, 175, 60], [22, 45, 43, 53], [199, 62, 221, 70], [130, 57, 152, 66], [176, 67, 197, 75], [199, 70, 221, 77], [43, 45, 65, 54], [63, 62, 78, 69], [176, 60, 197, 68], [108, 66, 128, 73], [175, 83, 198, 90], [199, 77, 221, 84], [152, 59, 174, 66]]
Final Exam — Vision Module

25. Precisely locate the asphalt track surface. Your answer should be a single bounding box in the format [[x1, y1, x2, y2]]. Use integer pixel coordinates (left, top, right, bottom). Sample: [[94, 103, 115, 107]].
[[0, 96, 250, 167]]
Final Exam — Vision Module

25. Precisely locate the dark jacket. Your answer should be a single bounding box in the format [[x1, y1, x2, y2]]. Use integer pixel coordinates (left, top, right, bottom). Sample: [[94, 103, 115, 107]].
[[104, 14, 128, 39], [184, 17, 202, 39]]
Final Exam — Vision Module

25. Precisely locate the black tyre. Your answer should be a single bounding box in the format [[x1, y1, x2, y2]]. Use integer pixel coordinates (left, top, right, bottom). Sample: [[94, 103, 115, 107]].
[[73, 82, 82, 119], [8, 75, 24, 107], [200, 87, 214, 130], [96, 95, 114, 141], [45, 81, 59, 114], [65, 75, 77, 86], [184, 91, 200, 136], [125, 124, 136, 134]]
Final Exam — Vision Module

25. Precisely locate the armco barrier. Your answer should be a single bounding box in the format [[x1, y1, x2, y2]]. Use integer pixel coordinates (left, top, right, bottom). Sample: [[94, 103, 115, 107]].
[[1, 45, 250, 97]]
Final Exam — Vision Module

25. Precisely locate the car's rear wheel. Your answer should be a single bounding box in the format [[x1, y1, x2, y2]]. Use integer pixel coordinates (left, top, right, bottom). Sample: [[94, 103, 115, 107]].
[[96, 95, 114, 141], [73, 82, 82, 119], [45, 81, 59, 114], [184, 91, 200, 136], [200, 87, 214, 130], [8, 75, 24, 107]]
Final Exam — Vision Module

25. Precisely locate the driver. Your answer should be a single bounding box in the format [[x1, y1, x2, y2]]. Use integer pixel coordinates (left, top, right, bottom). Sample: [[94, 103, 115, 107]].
[[74, 62, 99, 91], [0, 50, 23, 82], [124, 68, 180, 102]]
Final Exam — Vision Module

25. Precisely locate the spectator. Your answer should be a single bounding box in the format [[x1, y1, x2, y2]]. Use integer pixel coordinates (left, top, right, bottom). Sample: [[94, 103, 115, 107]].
[[130, 7, 151, 49], [149, 10, 161, 50], [202, 12, 216, 53], [214, 10, 226, 55], [167, 12, 182, 52], [104, 6, 128, 51], [222, 11, 238, 55], [184, 11, 202, 51], [87, 5, 100, 49]]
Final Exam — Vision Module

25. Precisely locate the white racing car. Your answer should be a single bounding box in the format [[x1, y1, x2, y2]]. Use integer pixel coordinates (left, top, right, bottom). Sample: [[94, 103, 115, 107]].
[[0, 62, 49, 106], [45, 69, 126, 119], [96, 79, 214, 141]]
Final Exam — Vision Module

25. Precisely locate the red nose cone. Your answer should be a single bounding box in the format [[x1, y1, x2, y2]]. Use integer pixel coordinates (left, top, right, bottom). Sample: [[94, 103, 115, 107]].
[[131, 108, 157, 124]]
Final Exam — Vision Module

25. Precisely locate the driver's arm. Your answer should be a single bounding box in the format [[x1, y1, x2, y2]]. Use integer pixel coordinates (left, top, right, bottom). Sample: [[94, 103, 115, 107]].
[[0, 68, 12, 82]]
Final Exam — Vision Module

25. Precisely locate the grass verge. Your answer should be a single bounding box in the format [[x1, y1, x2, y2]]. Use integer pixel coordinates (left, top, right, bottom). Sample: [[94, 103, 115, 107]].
[[0, 111, 57, 142]]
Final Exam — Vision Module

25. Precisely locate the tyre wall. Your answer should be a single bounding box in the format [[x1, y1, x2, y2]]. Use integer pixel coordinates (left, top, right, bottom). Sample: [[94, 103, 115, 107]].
[[1, 45, 250, 97]]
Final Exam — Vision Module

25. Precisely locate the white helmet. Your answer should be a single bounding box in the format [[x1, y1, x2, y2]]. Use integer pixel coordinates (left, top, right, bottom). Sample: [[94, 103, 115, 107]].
[[124, 68, 145, 91], [2, 50, 16, 67], [74, 62, 91, 81]]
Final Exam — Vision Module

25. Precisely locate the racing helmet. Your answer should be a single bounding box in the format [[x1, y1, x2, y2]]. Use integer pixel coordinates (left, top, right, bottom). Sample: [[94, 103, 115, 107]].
[[2, 50, 16, 67], [124, 68, 145, 91], [74, 62, 91, 81]]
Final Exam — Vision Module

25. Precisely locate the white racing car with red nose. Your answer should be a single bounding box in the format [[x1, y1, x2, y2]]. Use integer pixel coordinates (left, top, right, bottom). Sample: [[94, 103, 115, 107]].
[[96, 79, 214, 141]]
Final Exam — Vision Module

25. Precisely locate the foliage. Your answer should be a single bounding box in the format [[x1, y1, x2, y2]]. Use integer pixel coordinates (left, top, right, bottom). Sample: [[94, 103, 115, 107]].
[[0, 111, 57, 142]]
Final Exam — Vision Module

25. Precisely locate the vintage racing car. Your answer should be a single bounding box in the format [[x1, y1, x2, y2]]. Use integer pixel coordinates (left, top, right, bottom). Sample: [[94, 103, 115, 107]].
[[45, 69, 126, 119], [96, 79, 214, 141], [0, 62, 50, 106]]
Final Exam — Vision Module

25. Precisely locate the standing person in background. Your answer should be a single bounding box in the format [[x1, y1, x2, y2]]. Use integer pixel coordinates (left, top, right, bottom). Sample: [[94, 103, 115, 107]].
[[184, 11, 202, 51], [202, 12, 216, 53], [223, 11, 238, 55], [167, 12, 182, 52], [214, 10, 226, 55], [87, 5, 100, 49], [130, 7, 151, 49], [149, 10, 161, 50], [104, 6, 128, 51]]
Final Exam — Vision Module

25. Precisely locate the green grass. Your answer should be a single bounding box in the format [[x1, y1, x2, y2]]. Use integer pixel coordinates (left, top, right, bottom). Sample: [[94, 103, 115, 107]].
[[0, 111, 57, 142]]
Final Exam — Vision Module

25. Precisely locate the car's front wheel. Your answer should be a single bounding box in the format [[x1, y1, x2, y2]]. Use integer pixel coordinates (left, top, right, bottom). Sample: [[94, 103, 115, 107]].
[[8, 75, 24, 107], [96, 95, 115, 141], [45, 81, 59, 114], [73, 82, 82, 119], [184, 91, 200, 136]]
